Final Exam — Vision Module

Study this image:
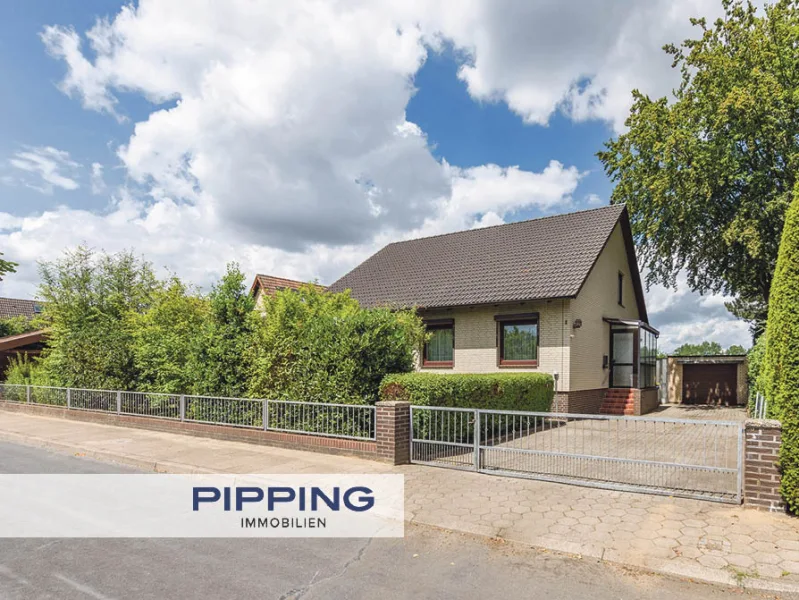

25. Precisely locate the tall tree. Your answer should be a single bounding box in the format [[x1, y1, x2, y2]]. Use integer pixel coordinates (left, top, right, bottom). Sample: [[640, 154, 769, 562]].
[[598, 0, 799, 337], [0, 252, 16, 281], [761, 184, 799, 511], [36, 247, 158, 389]]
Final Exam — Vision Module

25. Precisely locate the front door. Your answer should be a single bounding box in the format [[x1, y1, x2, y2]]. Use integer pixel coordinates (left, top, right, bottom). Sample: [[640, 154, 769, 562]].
[[611, 330, 635, 387]]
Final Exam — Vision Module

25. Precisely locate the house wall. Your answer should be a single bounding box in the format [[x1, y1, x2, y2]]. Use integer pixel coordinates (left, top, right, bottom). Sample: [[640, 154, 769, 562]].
[[418, 300, 572, 392], [568, 223, 642, 392]]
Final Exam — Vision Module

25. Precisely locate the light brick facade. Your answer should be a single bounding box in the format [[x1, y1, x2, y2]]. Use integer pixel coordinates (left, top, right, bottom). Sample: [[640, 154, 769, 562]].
[[416, 223, 656, 413]]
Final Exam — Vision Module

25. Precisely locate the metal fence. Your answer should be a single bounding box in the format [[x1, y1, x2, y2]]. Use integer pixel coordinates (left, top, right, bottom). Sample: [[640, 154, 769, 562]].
[[752, 392, 768, 420], [410, 406, 743, 503], [0, 383, 375, 441]]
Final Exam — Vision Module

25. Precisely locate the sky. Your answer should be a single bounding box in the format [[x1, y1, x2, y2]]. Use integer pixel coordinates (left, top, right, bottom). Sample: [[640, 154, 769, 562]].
[[0, 0, 751, 352]]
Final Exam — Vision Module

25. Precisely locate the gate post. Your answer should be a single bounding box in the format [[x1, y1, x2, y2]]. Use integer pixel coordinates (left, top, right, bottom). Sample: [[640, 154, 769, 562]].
[[375, 401, 411, 465], [473, 409, 481, 471], [743, 419, 785, 512], [116, 391, 122, 415], [179, 395, 186, 421]]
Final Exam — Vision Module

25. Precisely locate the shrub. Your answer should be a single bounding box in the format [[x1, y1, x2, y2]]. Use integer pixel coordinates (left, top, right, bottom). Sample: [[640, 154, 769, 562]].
[[3, 354, 51, 387], [247, 286, 424, 404], [747, 333, 767, 410], [379, 372, 554, 412], [761, 184, 799, 512]]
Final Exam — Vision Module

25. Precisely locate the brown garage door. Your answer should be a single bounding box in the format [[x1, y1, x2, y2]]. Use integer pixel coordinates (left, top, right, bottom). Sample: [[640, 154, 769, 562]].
[[682, 364, 738, 406]]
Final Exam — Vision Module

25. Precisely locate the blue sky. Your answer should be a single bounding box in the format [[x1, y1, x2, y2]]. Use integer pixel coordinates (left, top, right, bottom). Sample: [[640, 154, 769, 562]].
[[0, 0, 749, 351]]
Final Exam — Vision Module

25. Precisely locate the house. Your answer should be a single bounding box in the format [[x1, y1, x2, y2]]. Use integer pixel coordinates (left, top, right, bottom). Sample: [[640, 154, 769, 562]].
[[329, 204, 660, 415], [666, 355, 747, 406], [249, 274, 326, 309], [0, 297, 46, 378]]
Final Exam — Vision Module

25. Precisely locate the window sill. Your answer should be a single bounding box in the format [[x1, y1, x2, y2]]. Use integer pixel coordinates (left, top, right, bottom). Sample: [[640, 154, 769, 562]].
[[422, 361, 454, 369], [499, 360, 538, 368]]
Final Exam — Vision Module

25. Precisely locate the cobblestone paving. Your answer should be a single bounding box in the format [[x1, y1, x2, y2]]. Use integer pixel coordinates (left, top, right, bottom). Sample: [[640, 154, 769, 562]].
[[401, 464, 799, 589]]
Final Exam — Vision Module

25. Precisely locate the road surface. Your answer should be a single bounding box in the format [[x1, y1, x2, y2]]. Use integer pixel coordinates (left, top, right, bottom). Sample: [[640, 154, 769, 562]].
[[0, 441, 789, 600]]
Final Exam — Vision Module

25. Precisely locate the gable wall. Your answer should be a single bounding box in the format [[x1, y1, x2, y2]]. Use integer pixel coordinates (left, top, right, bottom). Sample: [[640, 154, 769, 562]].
[[569, 223, 642, 391]]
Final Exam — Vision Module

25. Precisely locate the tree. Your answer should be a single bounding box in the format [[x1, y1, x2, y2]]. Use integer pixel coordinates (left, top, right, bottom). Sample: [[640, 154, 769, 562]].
[[761, 184, 799, 511], [672, 341, 724, 356], [187, 263, 255, 397], [726, 344, 747, 356], [0, 252, 16, 281], [598, 0, 799, 337], [35, 247, 158, 389], [131, 278, 209, 394]]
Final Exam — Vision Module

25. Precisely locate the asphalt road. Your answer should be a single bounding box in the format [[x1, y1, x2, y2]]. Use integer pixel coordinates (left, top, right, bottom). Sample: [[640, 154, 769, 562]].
[[0, 441, 788, 600]]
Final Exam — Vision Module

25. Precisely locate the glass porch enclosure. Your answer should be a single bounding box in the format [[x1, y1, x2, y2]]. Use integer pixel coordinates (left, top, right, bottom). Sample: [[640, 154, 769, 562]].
[[606, 319, 659, 389]]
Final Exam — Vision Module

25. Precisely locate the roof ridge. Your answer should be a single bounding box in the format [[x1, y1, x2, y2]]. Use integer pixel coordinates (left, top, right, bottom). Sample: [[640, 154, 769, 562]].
[[386, 203, 625, 247]]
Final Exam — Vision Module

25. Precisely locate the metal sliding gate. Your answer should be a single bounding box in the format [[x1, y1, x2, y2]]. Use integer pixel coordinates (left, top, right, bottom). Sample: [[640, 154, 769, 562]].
[[410, 407, 744, 503]]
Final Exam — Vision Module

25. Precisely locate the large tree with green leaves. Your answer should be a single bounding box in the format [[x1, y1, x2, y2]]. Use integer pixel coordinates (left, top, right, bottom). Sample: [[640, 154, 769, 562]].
[[598, 0, 799, 337], [0, 252, 16, 281]]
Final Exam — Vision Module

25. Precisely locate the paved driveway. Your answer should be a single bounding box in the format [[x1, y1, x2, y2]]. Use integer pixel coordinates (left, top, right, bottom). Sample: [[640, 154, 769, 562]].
[[417, 404, 746, 500]]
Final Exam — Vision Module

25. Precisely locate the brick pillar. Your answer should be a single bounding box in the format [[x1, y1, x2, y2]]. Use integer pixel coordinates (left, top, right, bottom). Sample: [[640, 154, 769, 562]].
[[375, 401, 410, 465], [744, 419, 785, 512]]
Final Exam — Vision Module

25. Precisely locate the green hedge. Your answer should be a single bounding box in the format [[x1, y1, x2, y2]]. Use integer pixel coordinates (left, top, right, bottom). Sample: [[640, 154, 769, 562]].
[[762, 184, 799, 513], [379, 372, 554, 412]]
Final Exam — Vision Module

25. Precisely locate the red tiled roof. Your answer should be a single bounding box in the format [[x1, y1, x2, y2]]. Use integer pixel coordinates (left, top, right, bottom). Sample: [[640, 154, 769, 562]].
[[250, 274, 325, 297]]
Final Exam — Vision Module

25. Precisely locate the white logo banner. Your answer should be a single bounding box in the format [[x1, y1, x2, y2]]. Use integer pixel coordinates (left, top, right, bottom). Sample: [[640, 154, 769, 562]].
[[0, 474, 404, 537]]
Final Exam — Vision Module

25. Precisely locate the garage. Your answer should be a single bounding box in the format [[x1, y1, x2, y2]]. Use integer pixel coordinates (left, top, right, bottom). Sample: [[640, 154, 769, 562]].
[[666, 355, 747, 406], [682, 363, 738, 405]]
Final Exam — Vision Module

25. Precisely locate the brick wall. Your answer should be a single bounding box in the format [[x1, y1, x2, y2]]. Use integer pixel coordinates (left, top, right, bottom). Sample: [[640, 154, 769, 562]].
[[563, 388, 606, 414], [635, 388, 660, 416], [744, 419, 785, 512], [0, 400, 417, 464], [418, 301, 572, 390]]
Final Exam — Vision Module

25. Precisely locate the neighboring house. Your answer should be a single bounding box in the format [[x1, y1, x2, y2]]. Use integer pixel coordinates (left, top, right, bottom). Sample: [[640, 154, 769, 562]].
[[0, 297, 46, 378], [666, 355, 747, 406], [249, 274, 326, 309], [329, 205, 660, 415]]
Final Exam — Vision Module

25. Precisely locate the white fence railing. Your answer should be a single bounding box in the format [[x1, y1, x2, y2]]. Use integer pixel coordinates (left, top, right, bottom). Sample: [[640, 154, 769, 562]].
[[0, 383, 376, 441]]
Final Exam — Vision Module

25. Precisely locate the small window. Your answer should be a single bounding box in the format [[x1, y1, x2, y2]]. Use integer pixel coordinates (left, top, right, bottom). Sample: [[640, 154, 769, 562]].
[[423, 322, 454, 367], [499, 318, 538, 366], [617, 272, 624, 306]]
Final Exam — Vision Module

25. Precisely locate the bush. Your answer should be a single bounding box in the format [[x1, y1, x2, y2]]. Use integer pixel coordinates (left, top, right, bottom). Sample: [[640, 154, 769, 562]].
[[247, 286, 425, 405], [379, 372, 554, 412], [761, 184, 799, 512], [747, 333, 767, 410]]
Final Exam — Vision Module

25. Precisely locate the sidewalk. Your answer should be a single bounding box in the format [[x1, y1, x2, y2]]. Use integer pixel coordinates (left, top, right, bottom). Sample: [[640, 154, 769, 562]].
[[2, 410, 799, 594]]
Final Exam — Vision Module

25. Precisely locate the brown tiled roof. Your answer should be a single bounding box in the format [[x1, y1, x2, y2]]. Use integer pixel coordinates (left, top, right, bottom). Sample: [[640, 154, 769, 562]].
[[250, 274, 325, 297], [0, 297, 41, 320], [329, 205, 647, 319]]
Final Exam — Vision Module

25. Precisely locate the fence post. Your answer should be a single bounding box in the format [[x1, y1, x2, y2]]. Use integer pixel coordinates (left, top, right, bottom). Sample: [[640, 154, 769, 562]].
[[743, 418, 785, 512], [116, 391, 122, 415], [263, 400, 269, 431], [375, 401, 411, 465], [26, 385, 30, 404], [67, 388, 71, 409], [179, 395, 185, 421], [473, 409, 481, 471]]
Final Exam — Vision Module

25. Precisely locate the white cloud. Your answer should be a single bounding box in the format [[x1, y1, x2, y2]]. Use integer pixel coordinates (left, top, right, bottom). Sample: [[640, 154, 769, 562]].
[[90, 162, 106, 195], [585, 193, 603, 206], [2, 0, 750, 354], [644, 274, 751, 353], [6, 146, 81, 195]]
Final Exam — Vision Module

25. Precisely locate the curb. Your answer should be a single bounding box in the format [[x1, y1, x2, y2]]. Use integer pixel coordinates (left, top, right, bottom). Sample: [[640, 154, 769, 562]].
[[2, 429, 798, 595]]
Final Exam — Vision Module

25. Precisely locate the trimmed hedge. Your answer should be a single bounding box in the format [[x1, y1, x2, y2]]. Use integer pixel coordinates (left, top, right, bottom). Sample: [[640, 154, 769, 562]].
[[762, 184, 799, 513], [379, 372, 554, 412]]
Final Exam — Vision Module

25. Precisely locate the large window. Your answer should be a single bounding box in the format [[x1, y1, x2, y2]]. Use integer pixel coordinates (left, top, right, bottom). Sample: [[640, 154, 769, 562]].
[[639, 328, 658, 388], [497, 314, 539, 366], [423, 320, 454, 367]]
